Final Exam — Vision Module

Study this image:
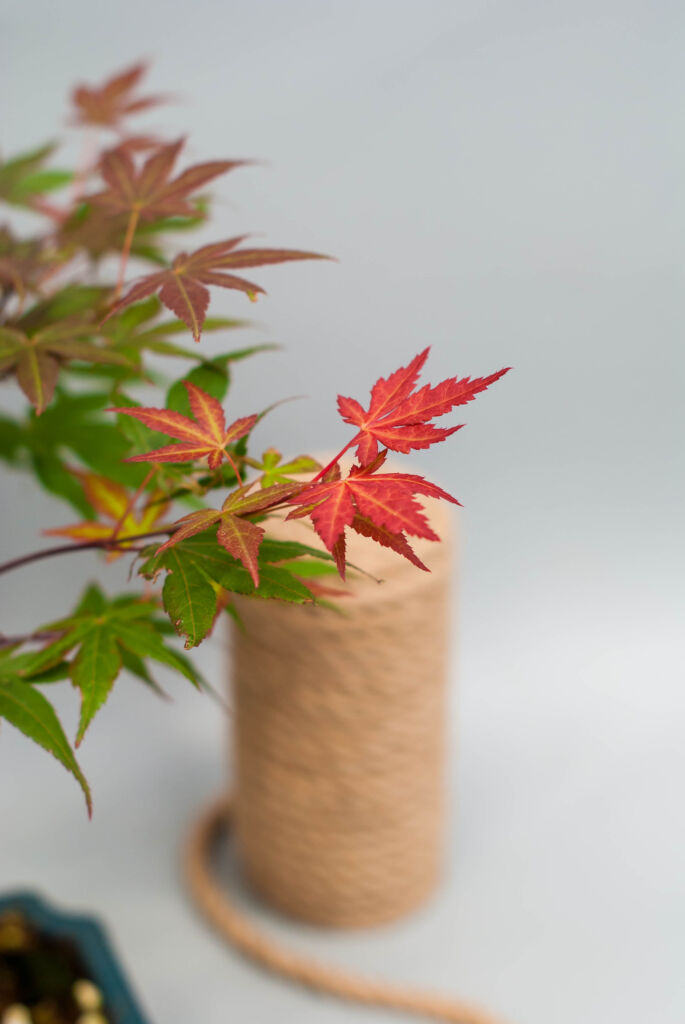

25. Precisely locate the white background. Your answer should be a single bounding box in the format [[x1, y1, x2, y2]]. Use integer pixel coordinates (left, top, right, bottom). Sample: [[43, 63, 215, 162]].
[[1, 2, 683, 1023]]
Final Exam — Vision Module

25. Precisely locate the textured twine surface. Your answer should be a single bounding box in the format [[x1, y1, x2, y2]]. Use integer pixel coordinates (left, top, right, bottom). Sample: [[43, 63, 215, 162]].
[[183, 499, 508, 1021], [230, 499, 453, 926]]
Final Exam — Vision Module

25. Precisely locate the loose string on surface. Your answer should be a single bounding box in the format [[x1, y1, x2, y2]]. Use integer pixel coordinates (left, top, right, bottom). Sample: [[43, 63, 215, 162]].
[[184, 794, 509, 1024]]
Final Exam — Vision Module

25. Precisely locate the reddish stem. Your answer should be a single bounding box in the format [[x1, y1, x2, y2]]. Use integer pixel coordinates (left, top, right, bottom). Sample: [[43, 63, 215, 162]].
[[0, 529, 172, 577], [70, 129, 98, 205], [114, 206, 140, 299], [309, 437, 358, 483], [0, 630, 63, 651], [224, 451, 243, 486], [110, 467, 155, 542]]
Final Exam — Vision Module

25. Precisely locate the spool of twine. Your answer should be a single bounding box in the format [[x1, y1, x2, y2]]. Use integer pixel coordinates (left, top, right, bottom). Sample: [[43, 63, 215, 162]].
[[184, 497, 510, 1021], [230, 497, 455, 927]]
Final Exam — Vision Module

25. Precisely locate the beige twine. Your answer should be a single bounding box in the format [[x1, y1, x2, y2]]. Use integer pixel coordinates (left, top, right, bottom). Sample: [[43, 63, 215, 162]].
[[183, 497, 509, 1022], [184, 795, 508, 1024]]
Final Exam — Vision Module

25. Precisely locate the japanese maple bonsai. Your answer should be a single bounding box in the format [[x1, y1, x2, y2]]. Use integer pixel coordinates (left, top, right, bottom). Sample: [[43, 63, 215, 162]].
[[0, 63, 508, 814]]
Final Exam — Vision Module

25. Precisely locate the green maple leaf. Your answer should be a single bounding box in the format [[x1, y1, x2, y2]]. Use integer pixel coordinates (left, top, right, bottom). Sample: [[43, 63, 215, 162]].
[[255, 448, 321, 488], [0, 390, 146, 515], [102, 294, 260, 368], [4, 586, 203, 747], [0, 143, 72, 209], [70, 627, 121, 744], [152, 544, 221, 649], [0, 678, 92, 815], [17, 284, 110, 333], [140, 532, 331, 648]]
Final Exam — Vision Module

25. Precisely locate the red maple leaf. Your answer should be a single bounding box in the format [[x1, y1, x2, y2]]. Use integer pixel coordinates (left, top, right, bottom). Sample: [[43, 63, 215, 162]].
[[336, 347, 510, 464], [90, 139, 245, 221], [287, 453, 459, 576], [104, 236, 329, 341], [110, 381, 256, 469], [71, 63, 166, 128], [155, 481, 303, 585]]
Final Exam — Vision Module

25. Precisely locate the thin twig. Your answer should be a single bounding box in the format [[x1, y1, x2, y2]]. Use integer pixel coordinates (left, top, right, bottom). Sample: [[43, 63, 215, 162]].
[[0, 529, 172, 577], [223, 451, 243, 486], [114, 206, 140, 299], [0, 630, 63, 651], [309, 438, 357, 483], [70, 128, 99, 205], [110, 467, 156, 541]]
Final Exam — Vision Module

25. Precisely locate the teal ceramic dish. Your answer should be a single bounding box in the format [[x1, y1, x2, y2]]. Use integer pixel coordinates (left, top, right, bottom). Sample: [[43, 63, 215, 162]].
[[0, 891, 151, 1024]]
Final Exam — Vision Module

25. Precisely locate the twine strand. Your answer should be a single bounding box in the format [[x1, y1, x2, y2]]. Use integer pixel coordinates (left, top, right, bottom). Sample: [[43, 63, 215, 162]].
[[184, 795, 508, 1024]]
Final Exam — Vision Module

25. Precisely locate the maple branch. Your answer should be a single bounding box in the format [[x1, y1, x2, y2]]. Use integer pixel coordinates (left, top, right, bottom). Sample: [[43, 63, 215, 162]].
[[110, 467, 156, 541], [0, 529, 172, 578], [223, 450, 243, 486], [309, 437, 359, 483], [0, 630, 63, 651], [114, 206, 140, 298], [70, 128, 98, 205]]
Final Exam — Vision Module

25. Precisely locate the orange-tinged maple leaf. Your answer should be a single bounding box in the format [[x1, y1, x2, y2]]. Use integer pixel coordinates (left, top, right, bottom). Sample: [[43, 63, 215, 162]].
[[155, 481, 304, 585], [43, 473, 171, 560], [337, 347, 510, 464], [71, 63, 166, 128], [104, 236, 329, 341], [0, 323, 130, 414], [90, 139, 246, 222], [0, 229, 56, 299], [109, 381, 257, 469], [287, 452, 458, 577]]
